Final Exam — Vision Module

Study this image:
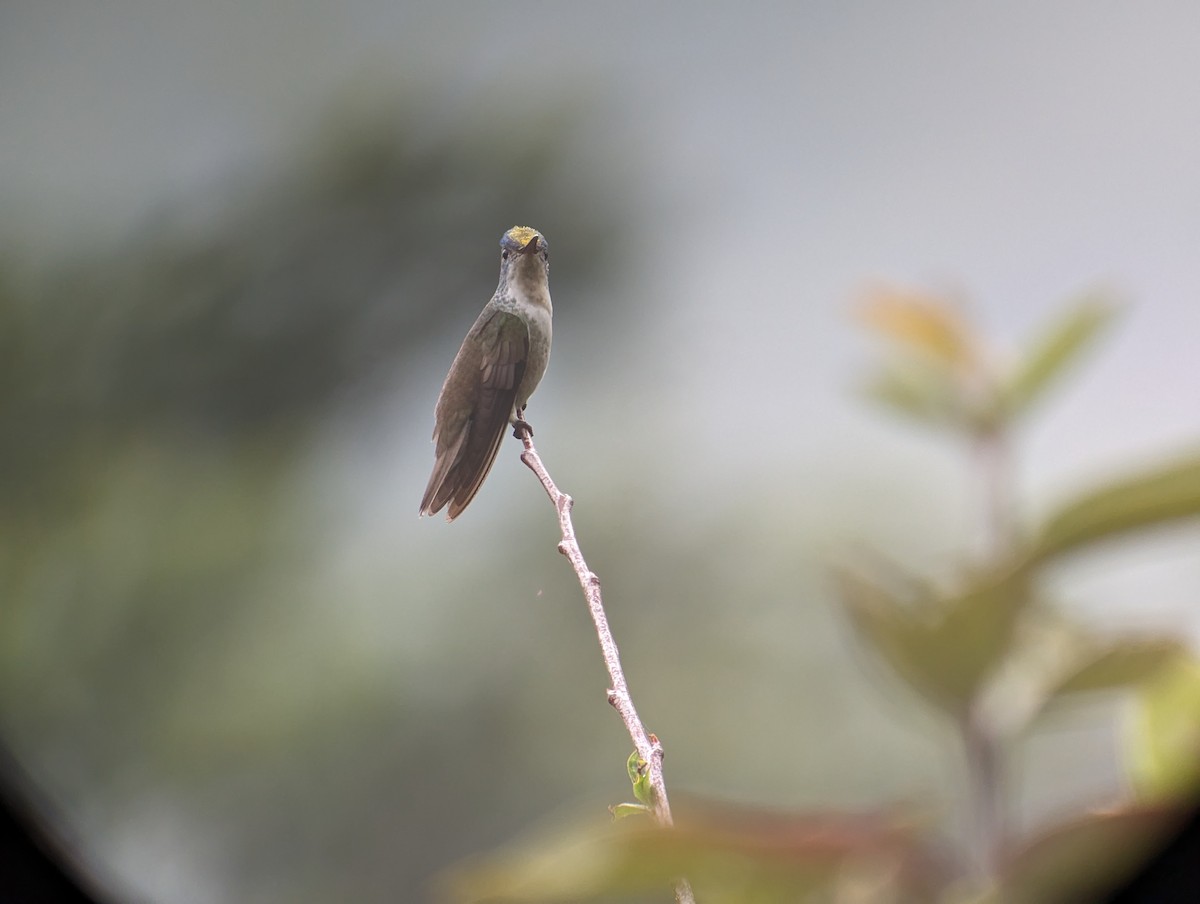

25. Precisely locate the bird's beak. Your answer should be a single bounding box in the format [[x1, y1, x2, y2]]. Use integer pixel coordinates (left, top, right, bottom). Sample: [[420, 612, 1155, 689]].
[[521, 234, 541, 254]]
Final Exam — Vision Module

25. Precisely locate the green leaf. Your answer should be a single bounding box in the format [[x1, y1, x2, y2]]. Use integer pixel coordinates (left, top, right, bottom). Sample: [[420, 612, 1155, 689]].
[[1128, 656, 1200, 801], [1032, 454, 1200, 562], [1002, 296, 1116, 417], [835, 563, 1031, 717], [625, 749, 654, 807]]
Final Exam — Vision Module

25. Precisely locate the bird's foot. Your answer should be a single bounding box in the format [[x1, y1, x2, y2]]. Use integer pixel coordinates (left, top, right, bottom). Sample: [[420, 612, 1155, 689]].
[[512, 417, 534, 439]]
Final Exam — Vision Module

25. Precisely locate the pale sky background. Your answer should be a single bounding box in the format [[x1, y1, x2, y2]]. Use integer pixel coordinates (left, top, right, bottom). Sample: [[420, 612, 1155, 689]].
[[4, 0, 1199, 699], [5, 1, 1198, 464]]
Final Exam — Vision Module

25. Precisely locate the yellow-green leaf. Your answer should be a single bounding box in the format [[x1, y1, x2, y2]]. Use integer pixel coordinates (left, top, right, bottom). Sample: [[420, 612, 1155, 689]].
[[1002, 296, 1116, 417], [1128, 656, 1200, 802], [610, 802, 651, 820], [1032, 453, 1200, 562]]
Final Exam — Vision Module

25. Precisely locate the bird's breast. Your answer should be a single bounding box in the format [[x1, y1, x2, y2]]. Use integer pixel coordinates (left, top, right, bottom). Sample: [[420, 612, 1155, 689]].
[[512, 289, 552, 408]]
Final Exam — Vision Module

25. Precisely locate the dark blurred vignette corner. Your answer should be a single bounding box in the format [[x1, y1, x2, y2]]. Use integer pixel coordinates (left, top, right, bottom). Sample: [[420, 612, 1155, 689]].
[[1101, 806, 1200, 903], [1, 743, 114, 903]]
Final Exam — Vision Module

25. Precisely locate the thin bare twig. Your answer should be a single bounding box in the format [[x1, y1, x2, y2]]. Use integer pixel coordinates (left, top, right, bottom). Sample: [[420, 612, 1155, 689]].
[[515, 427, 696, 904]]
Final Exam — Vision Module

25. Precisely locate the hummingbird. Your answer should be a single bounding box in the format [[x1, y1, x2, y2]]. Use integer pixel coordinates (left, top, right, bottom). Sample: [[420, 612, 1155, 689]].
[[419, 226, 553, 521]]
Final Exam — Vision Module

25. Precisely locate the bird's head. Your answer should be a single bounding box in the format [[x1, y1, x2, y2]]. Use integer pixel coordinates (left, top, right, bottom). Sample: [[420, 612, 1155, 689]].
[[499, 226, 550, 283]]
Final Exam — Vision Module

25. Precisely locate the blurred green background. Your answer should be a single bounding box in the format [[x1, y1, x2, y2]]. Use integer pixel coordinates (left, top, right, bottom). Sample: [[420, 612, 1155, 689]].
[[2, 2, 1199, 902]]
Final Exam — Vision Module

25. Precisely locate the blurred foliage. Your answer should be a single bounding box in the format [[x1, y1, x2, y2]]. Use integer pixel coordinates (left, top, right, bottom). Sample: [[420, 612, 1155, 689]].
[[443, 800, 947, 904], [999, 297, 1116, 418], [836, 563, 1032, 718], [859, 289, 1116, 435], [0, 92, 642, 902], [990, 805, 1184, 904], [843, 290, 1199, 900], [449, 289, 1200, 903]]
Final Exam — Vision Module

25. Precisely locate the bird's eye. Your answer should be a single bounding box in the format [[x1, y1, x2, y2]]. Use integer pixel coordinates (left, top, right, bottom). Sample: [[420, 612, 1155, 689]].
[[540, 250, 549, 261], [501, 250, 510, 260]]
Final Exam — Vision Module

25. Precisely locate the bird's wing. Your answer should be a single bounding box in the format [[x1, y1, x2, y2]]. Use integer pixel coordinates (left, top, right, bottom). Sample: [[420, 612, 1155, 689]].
[[419, 308, 528, 520]]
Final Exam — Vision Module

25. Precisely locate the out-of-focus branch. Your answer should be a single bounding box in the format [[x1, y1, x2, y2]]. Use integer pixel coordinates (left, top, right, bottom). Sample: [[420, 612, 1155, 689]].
[[963, 704, 1004, 878], [974, 426, 1015, 558], [965, 417, 1012, 878], [515, 427, 696, 904]]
